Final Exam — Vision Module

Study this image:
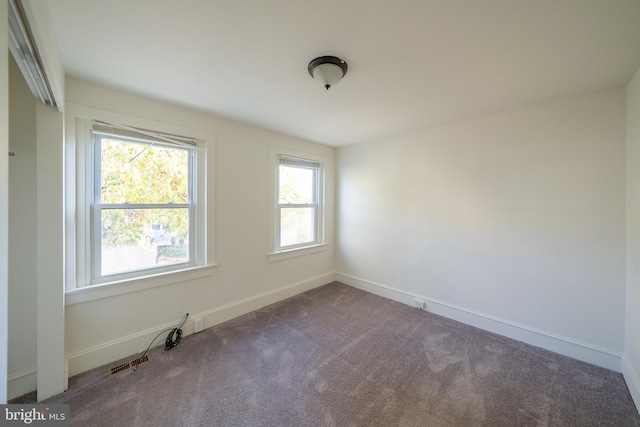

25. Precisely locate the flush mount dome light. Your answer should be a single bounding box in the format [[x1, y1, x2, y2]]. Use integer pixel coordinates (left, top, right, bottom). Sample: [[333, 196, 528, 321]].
[[308, 56, 348, 90]]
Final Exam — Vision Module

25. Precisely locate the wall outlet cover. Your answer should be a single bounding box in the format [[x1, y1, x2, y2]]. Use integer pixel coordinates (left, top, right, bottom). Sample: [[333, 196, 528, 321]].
[[413, 298, 427, 311], [194, 318, 204, 333]]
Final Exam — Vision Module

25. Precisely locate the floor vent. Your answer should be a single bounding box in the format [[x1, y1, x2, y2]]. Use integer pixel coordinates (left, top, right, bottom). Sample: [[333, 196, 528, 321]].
[[108, 354, 152, 377]]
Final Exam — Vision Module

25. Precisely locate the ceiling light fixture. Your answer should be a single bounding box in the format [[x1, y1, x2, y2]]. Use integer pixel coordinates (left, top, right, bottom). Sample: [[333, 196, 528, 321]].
[[308, 56, 348, 90]]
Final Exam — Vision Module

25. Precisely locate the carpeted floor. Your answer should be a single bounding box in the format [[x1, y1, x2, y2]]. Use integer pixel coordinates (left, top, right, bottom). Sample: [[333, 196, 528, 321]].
[[35, 282, 640, 426]]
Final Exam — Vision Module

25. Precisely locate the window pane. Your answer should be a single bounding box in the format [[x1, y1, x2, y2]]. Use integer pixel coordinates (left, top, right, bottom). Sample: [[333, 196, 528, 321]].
[[100, 137, 189, 204], [279, 165, 315, 204], [280, 207, 315, 247], [100, 208, 189, 276]]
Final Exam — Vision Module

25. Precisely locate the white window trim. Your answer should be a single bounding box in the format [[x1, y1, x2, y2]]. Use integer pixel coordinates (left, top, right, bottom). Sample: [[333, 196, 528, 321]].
[[267, 146, 327, 262], [65, 104, 216, 303], [65, 264, 216, 305]]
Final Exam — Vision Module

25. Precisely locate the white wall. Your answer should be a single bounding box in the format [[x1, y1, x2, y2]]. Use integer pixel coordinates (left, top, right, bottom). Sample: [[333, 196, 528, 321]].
[[63, 78, 336, 376], [337, 89, 627, 370], [7, 56, 37, 399], [7, 60, 65, 401], [35, 102, 65, 401], [5, 0, 67, 401], [625, 67, 640, 410], [1, 0, 10, 404]]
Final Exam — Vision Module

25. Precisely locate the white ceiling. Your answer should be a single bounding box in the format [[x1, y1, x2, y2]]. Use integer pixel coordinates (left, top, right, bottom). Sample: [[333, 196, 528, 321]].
[[46, 0, 640, 146]]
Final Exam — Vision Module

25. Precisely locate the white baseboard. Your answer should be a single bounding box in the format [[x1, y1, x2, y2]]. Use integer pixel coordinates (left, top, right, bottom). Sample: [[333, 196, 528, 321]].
[[191, 272, 335, 333], [8, 368, 37, 400], [336, 272, 623, 372], [623, 356, 640, 415], [66, 272, 336, 376]]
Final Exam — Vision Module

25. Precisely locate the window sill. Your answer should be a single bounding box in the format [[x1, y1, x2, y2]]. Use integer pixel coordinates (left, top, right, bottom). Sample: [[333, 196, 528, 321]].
[[65, 264, 217, 305], [266, 243, 328, 263]]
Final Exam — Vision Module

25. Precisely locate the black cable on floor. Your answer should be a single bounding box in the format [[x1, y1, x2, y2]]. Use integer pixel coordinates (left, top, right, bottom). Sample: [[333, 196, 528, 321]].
[[164, 313, 189, 351], [134, 313, 189, 371]]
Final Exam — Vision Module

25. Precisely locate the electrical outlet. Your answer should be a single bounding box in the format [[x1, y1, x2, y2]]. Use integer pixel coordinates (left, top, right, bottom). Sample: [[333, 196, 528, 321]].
[[413, 298, 427, 311], [194, 318, 204, 333]]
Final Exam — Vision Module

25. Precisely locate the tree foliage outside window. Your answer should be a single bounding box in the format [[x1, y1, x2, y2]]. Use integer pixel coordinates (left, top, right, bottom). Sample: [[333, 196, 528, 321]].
[[100, 138, 189, 245]]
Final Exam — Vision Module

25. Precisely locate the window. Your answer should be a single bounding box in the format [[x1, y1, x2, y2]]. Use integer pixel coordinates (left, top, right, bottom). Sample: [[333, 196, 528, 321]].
[[269, 147, 326, 259], [68, 112, 212, 294], [92, 125, 197, 281], [277, 156, 320, 249]]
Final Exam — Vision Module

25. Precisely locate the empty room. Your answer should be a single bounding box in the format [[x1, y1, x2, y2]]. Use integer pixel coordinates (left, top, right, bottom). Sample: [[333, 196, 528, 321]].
[[2, 0, 640, 425]]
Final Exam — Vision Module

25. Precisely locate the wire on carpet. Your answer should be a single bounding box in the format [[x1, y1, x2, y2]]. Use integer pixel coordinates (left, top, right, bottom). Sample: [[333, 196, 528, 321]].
[[134, 313, 189, 371]]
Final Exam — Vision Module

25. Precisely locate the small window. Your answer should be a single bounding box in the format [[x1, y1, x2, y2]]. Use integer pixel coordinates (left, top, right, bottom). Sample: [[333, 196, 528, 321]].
[[269, 148, 325, 256], [90, 123, 199, 283]]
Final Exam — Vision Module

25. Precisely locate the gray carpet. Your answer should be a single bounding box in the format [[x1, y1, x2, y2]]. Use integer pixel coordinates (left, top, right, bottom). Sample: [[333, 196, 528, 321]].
[[39, 282, 639, 426]]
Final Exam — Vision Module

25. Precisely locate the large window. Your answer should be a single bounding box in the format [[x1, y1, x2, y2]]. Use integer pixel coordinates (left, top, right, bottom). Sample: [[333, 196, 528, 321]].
[[269, 147, 326, 258], [68, 114, 212, 293], [92, 126, 196, 281]]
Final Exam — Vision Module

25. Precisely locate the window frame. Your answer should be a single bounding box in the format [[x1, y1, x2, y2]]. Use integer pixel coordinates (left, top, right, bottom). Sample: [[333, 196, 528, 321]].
[[65, 105, 215, 303], [268, 146, 327, 261]]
